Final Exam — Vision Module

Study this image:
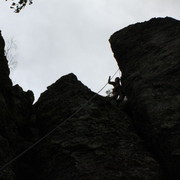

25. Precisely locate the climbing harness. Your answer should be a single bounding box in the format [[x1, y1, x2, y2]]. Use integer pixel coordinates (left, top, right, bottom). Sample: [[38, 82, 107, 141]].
[[0, 68, 120, 173]]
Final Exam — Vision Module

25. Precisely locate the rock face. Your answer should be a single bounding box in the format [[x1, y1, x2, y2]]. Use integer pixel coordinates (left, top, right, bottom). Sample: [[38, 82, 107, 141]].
[[0, 32, 34, 180], [30, 73, 161, 180], [0, 17, 179, 180], [109, 17, 180, 179]]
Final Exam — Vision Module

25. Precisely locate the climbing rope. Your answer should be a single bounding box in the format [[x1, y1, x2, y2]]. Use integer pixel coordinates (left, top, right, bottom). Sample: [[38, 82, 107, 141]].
[[0, 68, 120, 173]]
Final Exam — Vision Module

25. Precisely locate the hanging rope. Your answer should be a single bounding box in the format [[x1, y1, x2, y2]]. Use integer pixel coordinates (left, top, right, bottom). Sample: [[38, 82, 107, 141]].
[[0, 68, 120, 173]]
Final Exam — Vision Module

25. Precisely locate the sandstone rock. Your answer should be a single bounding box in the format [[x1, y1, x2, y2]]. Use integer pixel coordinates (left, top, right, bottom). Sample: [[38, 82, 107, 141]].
[[0, 31, 5, 56], [31, 73, 161, 180], [0, 31, 35, 179], [0, 17, 179, 180], [110, 17, 180, 179]]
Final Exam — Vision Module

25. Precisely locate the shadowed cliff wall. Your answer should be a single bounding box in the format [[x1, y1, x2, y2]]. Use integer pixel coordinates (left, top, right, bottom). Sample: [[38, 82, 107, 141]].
[[110, 17, 180, 179], [0, 17, 179, 180]]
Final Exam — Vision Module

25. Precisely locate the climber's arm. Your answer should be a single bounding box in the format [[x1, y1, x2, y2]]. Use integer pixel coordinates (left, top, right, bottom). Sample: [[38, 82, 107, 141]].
[[108, 76, 115, 86]]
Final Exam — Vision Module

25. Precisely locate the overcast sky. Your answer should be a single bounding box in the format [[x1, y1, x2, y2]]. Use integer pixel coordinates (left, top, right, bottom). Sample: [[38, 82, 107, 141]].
[[0, 0, 180, 101]]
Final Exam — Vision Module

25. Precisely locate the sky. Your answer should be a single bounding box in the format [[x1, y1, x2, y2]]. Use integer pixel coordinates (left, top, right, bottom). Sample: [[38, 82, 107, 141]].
[[0, 0, 180, 101]]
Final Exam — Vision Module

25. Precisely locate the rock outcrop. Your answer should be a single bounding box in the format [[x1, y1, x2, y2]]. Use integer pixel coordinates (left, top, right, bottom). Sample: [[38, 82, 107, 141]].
[[0, 17, 179, 180], [0, 32, 34, 180], [29, 73, 161, 180], [110, 17, 180, 179]]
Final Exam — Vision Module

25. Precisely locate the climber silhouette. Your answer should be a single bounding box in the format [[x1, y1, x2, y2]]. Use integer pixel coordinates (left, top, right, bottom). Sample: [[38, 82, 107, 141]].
[[108, 76, 125, 102]]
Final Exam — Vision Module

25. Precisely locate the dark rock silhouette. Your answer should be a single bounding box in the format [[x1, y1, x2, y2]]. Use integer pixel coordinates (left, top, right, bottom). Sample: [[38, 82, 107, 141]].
[[0, 31, 5, 56], [0, 32, 34, 180], [30, 73, 161, 180], [0, 17, 179, 180], [110, 17, 180, 179]]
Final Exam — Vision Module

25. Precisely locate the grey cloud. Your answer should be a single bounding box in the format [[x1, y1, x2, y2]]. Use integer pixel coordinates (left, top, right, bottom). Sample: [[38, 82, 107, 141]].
[[0, 0, 179, 100]]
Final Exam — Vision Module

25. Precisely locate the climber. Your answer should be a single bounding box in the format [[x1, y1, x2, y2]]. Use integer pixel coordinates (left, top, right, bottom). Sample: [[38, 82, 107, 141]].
[[108, 76, 125, 102]]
